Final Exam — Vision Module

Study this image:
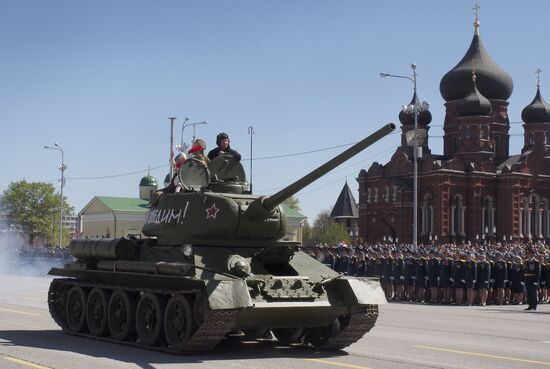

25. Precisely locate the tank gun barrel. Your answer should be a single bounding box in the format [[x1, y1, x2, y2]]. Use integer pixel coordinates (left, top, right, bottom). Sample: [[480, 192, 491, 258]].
[[245, 123, 395, 219]]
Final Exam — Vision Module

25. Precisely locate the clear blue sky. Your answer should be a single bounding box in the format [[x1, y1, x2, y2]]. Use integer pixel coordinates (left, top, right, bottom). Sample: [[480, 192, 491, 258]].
[[1, 1, 549, 223]]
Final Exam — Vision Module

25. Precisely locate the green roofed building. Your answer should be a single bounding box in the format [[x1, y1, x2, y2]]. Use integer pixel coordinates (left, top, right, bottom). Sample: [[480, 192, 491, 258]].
[[79, 196, 151, 239]]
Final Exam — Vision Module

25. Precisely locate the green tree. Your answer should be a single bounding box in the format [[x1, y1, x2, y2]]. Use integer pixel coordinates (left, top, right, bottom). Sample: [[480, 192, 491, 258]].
[[311, 209, 351, 246], [282, 196, 301, 211], [0, 180, 73, 245]]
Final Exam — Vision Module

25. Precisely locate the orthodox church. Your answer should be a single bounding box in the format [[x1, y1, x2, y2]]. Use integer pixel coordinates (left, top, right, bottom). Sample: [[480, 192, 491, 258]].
[[357, 16, 550, 244]]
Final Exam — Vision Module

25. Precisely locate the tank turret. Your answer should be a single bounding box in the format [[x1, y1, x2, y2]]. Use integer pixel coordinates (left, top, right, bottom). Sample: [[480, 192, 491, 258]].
[[142, 123, 395, 246], [47, 123, 394, 355]]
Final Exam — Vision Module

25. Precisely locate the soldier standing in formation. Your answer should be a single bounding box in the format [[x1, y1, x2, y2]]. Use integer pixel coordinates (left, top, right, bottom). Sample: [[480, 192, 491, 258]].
[[404, 250, 416, 302], [452, 253, 465, 305], [509, 255, 524, 305], [415, 253, 427, 303], [493, 252, 508, 305], [541, 255, 549, 303], [524, 248, 541, 311], [426, 250, 440, 304], [439, 252, 453, 304], [393, 250, 405, 301], [463, 253, 478, 306], [477, 253, 491, 306]]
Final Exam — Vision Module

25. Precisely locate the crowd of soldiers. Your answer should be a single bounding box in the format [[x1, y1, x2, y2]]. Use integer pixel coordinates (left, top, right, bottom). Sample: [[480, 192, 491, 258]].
[[304, 241, 549, 310]]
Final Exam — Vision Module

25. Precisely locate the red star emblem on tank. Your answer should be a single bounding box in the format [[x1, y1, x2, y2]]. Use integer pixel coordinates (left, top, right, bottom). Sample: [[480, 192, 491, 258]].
[[205, 204, 220, 219]]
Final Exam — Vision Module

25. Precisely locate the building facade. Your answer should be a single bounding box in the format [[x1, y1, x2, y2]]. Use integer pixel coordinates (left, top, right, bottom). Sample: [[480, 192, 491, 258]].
[[358, 19, 550, 244]]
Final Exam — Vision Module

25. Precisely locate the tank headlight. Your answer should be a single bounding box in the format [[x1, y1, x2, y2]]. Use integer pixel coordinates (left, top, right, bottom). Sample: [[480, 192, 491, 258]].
[[182, 244, 193, 257], [227, 254, 251, 277]]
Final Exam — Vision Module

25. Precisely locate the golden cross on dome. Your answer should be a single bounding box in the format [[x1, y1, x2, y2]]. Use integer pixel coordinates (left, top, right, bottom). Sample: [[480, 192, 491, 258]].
[[536, 68, 542, 88], [473, 4, 481, 21], [473, 4, 481, 34]]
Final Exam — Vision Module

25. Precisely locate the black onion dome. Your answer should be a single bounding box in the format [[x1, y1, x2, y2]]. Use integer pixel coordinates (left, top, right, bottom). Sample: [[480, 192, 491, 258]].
[[398, 92, 432, 126], [521, 87, 550, 123], [440, 30, 513, 101], [456, 79, 492, 117]]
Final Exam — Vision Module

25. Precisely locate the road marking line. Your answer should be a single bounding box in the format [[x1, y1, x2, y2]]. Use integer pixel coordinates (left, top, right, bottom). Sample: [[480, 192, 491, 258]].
[[0, 307, 40, 316], [414, 345, 550, 366], [305, 358, 373, 369], [3, 356, 53, 369]]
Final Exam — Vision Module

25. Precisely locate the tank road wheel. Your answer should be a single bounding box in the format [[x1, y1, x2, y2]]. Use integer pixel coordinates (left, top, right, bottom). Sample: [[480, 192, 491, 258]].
[[164, 294, 193, 352], [86, 288, 110, 337], [66, 285, 88, 333], [48, 280, 69, 329], [272, 328, 304, 345], [304, 319, 340, 348], [192, 293, 206, 327], [136, 292, 165, 346], [108, 290, 136, 341]]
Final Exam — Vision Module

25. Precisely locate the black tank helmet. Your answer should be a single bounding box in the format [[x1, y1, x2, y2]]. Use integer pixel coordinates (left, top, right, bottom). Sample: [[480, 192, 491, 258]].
[[216, 132, 229, 146]]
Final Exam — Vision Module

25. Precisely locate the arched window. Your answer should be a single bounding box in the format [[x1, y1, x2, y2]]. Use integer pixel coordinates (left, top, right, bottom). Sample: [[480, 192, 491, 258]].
[[542, 199, 549, 238], [451, 194, 466, 237], [453, 136, 459, 153], [529, 194, 542, 239], [520, 197, 529, 239], [421, 194, 433, 237], [482, 196, 495, 237]]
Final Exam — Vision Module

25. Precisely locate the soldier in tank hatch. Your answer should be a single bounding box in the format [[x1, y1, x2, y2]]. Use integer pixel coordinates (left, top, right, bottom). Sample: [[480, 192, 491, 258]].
[[207, 132, 241, 161]]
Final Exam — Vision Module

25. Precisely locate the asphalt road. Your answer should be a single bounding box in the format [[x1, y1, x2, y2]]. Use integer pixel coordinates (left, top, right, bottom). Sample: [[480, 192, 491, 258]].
[[0, 274, 549, 369]]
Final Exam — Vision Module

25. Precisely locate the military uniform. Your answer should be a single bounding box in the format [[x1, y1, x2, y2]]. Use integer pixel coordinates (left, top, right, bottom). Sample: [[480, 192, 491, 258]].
[[524, 256, 541, 310], [493, 260, 508, 289], [463, 260, 477, 289], [476, 259, 491, 290], [510, 261, 524, 293]]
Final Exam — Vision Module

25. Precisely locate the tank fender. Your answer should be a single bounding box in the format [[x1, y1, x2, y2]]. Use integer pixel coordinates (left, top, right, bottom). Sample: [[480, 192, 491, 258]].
[[205, 279, 253, 309], [329, 278, 388, 305]]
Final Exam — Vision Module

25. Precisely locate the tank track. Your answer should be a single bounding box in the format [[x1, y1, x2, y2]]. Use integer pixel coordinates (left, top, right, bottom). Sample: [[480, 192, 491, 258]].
[[316, 304, 379, 350], [48, 278, 240, 355]]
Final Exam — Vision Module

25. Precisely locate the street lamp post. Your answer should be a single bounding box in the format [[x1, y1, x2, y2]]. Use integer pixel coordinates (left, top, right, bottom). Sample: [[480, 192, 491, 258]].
[[176, 118, 208, 152], [380, 63, 429, 249], [44, 143, 66, 247]]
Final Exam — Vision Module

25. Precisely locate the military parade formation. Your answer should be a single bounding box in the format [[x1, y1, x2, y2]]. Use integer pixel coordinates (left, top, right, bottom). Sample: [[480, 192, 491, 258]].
[[305, 241, 548, 311]]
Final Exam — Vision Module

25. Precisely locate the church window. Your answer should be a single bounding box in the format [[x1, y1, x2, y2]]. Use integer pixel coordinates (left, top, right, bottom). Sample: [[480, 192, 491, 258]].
[[529, 194, 542, 239], [421, 194, 433, 238], [451, 195, 466, 237], [542, 199, 549, 238], [520, 197, 528, 238], [481, 196, 495, 237]]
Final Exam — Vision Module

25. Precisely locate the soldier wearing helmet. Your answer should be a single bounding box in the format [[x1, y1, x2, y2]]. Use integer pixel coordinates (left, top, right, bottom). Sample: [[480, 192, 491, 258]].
[[207, 132, 241, 161]]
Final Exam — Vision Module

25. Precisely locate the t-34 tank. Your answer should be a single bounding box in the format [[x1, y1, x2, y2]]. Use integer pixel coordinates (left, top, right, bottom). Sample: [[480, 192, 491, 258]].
[[48, 123, 394, 354]]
